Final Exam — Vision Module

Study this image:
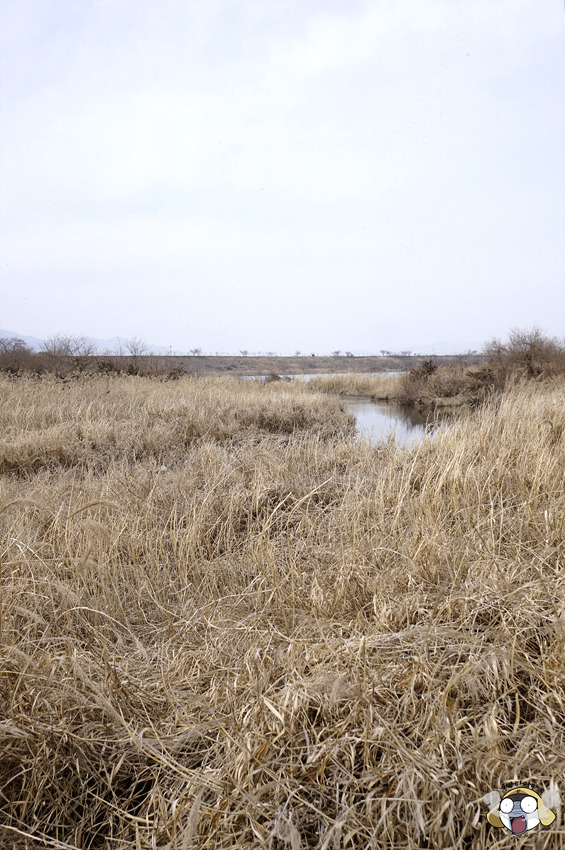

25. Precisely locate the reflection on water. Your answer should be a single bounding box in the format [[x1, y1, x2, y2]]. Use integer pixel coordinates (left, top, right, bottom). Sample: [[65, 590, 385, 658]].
[[238, 373, 452, 444], [343, 398, 452, 445]]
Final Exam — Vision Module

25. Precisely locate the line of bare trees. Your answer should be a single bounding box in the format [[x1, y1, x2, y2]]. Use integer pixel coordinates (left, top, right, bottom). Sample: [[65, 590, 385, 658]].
[[2, 327, 564, 382], [0, 334, 187, 377]]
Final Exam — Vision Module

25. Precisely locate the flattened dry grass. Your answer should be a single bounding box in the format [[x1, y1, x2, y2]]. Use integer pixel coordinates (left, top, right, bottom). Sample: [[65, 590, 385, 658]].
[[0, 374, 353, 476], [307, 373, 402, 400], [1, 375, 565, 848]]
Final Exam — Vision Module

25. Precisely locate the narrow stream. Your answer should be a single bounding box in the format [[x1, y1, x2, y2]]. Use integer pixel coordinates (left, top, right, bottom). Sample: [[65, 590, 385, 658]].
[[241, 374, 452, 445], [342, 397, 451, 445]]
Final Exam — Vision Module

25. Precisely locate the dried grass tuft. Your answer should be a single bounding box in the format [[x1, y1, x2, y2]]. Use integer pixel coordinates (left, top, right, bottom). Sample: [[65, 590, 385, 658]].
[[306, 373, 402, 400], [1, 375, 564, 847]]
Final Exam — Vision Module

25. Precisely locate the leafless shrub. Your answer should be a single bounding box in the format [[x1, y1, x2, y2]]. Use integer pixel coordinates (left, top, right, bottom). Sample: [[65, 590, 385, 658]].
[[0, 337, 38, 373], [398, 358, 440, 403], [484, 326, 565, 381], [123, 336, 149, 371], [398, 331, 565, 405], [164, 365, 187, 380], [97, 357, 121, 374], [40, 333, 97, 375]]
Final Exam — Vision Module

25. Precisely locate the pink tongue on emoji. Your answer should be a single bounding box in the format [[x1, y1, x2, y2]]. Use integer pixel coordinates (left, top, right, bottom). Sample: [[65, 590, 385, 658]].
[[512, 817, 527, 834]]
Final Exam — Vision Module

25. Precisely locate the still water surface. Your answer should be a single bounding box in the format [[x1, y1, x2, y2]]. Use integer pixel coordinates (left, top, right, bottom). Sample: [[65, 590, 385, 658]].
[[343, 397, 450, 445], [241, 374, 450, 445]]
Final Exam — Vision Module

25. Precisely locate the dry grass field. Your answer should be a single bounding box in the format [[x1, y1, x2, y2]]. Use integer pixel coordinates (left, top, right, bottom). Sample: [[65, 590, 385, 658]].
[[1, 373, 564, 848], [306, 367, 492, 408], [306, 374, 403, 401]]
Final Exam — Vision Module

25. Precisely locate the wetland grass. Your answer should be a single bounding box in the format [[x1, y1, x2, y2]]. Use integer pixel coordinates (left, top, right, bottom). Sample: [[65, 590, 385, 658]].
[[1, 374, 564, 848], [306, 373, 402, 400]]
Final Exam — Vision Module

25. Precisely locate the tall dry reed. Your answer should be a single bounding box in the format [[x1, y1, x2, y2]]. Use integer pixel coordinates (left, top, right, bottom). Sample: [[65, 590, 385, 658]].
[[306, 373, 402, 400], [1, 375, 564, 848]]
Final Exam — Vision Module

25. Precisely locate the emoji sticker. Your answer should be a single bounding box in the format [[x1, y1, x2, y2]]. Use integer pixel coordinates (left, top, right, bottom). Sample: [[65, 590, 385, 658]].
[[484, 786, 560, 835]]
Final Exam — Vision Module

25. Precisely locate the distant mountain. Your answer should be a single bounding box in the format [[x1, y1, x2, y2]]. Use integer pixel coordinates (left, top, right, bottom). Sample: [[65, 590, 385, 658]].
[[0, 329, 174, 355], [0, 329, 45, 351]]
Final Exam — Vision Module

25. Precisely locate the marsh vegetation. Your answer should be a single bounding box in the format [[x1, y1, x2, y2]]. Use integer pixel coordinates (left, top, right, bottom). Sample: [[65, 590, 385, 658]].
[[1, 365, 564, 848]]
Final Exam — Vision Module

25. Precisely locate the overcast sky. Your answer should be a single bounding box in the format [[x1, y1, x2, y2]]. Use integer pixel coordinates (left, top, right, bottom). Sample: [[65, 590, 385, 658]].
[[1, 0, 564, 355]]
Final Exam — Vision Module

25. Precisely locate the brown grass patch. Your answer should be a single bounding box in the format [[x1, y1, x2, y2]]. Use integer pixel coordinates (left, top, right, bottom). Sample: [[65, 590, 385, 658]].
[[306, 373, 403, 400], [1, 376, 564, 847], [0, 374, 354, 476]]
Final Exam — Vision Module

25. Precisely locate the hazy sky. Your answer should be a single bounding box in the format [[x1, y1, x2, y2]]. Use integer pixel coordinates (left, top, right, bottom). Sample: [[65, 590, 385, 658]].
[[2, 0, 564, 354]]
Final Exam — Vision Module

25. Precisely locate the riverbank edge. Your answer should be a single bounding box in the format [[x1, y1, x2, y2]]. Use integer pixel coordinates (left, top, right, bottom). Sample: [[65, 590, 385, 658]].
[[306, 380, 476, 410], [338, 391, 469, 407]]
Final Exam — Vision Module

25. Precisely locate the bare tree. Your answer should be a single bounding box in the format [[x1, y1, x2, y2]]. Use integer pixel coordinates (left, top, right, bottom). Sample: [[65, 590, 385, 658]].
[[42, 333, 96, 358], [0, 337, 31, 355], [189, 347, 203, 356], [124, 336, 149, 372], [0, 337, 36, 372], [240, 350, 249, 356], [482, 336, 506, 359], [124, 336, 148, 356], [345, 351, 354, 357], [331, 350, 341, 357], [400, 350, 412, 356], [41, 333, 97, 372]]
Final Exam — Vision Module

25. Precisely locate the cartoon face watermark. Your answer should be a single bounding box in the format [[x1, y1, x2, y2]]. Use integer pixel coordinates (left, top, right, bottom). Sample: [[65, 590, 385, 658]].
[[484, 786, 560, 836]]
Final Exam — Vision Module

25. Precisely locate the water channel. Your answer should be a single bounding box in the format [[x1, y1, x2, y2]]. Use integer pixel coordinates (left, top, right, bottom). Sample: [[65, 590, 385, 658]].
[[243, 374, 452, 445], [342, 397, 450, 445]]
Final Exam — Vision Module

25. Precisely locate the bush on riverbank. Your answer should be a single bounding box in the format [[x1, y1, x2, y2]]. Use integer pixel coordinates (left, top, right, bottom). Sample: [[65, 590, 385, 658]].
[[1, 375, 564, 847], [484, 327, 565, 381], [398, 329, 565, 407], [397, 360, 483, 406], [307, 363, 494, 407]]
